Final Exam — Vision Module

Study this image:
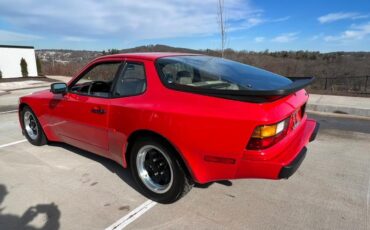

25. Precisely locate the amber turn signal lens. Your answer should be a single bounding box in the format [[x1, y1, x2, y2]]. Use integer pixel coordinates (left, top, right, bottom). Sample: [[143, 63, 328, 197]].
[[247, 119, 289, 150], [251, 120, 286, 139]]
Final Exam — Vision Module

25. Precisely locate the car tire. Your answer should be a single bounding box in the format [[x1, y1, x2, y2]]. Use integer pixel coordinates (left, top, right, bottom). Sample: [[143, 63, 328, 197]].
[[21, 106, 47, 146], [130, 136, 193, 203]]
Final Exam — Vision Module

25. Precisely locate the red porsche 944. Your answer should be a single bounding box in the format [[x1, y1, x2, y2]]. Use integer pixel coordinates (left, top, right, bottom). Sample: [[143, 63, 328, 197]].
[[19, 53, 319, 203]]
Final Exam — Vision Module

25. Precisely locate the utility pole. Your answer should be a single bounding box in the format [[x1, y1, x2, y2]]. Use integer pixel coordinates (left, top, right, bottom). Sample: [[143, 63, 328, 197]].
[[217, 0, 226, 58]]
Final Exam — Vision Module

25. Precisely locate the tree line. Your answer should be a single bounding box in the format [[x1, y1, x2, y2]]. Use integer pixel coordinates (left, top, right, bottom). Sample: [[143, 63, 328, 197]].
[[36, 45, 370, 96]]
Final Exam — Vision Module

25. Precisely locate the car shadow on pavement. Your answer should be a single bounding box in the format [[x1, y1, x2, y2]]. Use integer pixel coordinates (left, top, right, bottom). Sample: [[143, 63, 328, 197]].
[[48, 142, 143, 195], [195, 180, 233, 189], [0, 184, 61, 230], [48, 142, 234, 199]]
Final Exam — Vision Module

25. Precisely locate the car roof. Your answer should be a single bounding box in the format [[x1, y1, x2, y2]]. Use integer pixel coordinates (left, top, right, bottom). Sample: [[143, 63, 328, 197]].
[[96, 52, 203, 61]]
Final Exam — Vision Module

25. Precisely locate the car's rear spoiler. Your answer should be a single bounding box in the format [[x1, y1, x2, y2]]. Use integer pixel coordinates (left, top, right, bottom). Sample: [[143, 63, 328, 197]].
[[251, 76, 314, 96], [169, 77, 314, 103]]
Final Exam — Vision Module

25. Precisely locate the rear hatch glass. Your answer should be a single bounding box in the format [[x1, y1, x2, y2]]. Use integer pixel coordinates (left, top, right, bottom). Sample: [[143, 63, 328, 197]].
[[156, 55, 292, 91]]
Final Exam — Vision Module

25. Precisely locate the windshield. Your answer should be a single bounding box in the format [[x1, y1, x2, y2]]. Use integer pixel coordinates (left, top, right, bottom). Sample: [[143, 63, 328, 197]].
[[156, 55, 292, 91]]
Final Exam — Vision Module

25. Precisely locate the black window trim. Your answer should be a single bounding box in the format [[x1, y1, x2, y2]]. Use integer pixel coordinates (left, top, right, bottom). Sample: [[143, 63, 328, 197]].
[[110, 61, 148, 99], [67, 60, 147, 99], [68, 60, 124, 98]]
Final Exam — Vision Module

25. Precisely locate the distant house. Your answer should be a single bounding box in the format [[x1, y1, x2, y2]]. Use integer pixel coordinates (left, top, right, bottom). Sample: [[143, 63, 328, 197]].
[[0, 45, 38, 78]]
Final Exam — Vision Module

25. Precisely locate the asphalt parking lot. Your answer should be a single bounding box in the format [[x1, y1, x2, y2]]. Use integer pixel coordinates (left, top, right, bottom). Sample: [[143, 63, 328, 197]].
[[0, 88, 370, 230]]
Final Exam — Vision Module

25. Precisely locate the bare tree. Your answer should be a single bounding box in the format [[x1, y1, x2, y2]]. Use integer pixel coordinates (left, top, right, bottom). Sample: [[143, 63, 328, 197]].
[[217, 0, 227, 58]]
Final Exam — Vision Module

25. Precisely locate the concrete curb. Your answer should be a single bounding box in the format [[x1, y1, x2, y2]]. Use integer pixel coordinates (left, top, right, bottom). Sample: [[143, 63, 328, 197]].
[[0, 81, 53, 92], [7, 85, 50, 92], [307, 94, 370, 118], [306, 104, 370, 117], [46, 75, 71, 83]]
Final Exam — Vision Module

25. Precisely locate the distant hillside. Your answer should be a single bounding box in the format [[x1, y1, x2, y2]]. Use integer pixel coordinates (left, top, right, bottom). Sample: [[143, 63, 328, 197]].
[[36, 45, 200, 65], [36, 44, 370, 96], [118, 44, 201, 54], [36, 45, 370, 78]]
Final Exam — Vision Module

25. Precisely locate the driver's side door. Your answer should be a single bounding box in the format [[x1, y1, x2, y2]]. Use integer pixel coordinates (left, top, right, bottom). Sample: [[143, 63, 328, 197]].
[[50, 61, 122, 156]]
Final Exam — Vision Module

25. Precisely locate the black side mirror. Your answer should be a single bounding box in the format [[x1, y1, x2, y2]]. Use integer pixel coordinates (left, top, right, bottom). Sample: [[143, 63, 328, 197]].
[[50, 83, 67, 94]]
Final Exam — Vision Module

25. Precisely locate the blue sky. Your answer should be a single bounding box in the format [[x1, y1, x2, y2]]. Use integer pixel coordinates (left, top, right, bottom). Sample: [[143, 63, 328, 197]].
[[0, 0, 369, 52]]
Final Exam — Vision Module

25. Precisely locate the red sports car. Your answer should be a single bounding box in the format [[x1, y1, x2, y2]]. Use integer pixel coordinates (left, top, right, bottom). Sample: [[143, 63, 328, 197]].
[[19, 53, 319, 203]]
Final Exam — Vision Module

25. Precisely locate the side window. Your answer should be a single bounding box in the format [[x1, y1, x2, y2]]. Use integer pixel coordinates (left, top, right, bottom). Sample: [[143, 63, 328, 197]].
[[70, 62, 121, 97], [113, 62, 146, 97], [162, 63, 194, 84]]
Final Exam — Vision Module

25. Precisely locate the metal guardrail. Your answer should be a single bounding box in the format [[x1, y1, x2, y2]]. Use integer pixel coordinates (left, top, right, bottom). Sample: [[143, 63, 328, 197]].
[[308, 76, 370, 95]]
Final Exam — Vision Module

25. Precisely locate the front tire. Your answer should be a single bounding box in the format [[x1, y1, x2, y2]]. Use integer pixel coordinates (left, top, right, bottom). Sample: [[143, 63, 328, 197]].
[[130, 137, 193, 203], [21, 106, 47, 146]]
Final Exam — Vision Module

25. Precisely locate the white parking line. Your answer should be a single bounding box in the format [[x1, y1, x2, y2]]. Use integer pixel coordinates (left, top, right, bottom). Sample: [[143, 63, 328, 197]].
[[366, 175, 370, 230], [0, 139, 27, 148], [0, 110, 18, 115], [105, 199, 157, 230], [0, 137, 157, 229]]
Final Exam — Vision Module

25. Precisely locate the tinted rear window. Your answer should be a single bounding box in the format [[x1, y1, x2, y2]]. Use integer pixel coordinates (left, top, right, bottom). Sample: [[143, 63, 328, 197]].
[[156, 56, 292, 91]]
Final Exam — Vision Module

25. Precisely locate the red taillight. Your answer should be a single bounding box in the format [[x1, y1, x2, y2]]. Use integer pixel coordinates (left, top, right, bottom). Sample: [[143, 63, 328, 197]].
[[247, 118, 290, 150], [247, 133, 285, 150], [247, 105, 306, 150], [247, 104, 306, 150]]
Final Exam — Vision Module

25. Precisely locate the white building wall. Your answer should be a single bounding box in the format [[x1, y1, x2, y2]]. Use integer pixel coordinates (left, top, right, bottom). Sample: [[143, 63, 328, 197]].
[[0, 46, 38, 78]]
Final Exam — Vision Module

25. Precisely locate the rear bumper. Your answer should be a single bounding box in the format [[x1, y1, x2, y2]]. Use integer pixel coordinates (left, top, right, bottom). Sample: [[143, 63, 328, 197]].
[[278, 121, 319, 179], [309, 122, 320, 142], [235, 119, 319, 180], [278, 147, 307, 179]]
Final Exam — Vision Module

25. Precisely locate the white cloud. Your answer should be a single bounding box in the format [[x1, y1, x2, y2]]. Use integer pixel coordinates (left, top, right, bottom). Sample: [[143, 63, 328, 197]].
[[318, 12, 368, 24], [247, 17, 264, 27], [311, 33, 324, 41], [324, 22, 370, 41], [63, 36, 95, 42], [271, 32, 298, 43], [0, 0, 263, 41], [271, 16, 290, 22], [254, 37, 265, 42], [229, 14, 290, 32], [0, 29, 42, 41]]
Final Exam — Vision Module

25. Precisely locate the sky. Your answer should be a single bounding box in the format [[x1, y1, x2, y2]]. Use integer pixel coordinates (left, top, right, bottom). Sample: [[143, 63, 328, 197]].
[[0, 0, 369, 52]]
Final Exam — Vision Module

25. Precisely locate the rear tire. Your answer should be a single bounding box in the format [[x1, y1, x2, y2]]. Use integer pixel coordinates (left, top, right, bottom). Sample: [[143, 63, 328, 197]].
[[21, 106, 47, 146], [130, 136, 193, 203]]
